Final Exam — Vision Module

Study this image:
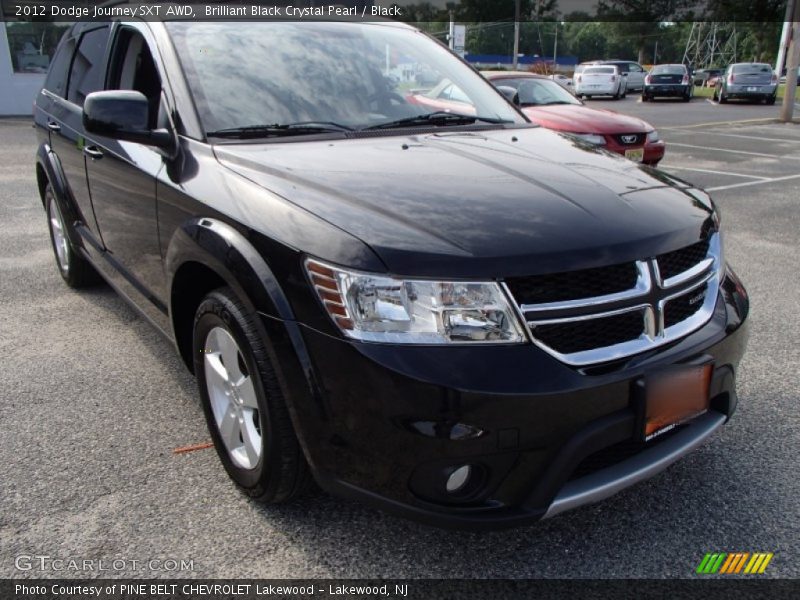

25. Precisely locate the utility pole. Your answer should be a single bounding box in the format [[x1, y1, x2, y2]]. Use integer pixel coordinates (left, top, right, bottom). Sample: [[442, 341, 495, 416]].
[[448, 10, 455, 51], [776, 0, 795, 73], [553, 23, 558, 71], [512, 0, 520, 70], [780, 0, 799, 122]]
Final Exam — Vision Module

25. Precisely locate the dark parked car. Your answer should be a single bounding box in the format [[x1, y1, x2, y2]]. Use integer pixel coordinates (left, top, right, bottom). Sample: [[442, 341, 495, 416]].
[[34, 19, 749, 530], [642, 64, 693, 102], [714, 62, 778, 104]]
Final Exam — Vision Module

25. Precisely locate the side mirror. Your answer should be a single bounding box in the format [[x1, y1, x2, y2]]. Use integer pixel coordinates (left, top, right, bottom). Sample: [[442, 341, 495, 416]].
[[496, 85, 519, 105], [83, 90, 173, 148], [622, 72, 629, 77]]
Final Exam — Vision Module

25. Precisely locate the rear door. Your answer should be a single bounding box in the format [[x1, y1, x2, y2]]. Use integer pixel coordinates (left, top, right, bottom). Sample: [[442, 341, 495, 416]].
[[45, 24, 111, 246]]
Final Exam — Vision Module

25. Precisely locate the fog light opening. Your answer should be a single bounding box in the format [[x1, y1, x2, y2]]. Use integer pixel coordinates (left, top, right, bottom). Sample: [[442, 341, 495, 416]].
[[445, 465, 472, 494]]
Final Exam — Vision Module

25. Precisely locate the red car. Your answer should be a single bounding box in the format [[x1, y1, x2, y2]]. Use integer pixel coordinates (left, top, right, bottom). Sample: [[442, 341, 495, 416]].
[[409, 73, 664, 165], [485, 72, 665, 165]]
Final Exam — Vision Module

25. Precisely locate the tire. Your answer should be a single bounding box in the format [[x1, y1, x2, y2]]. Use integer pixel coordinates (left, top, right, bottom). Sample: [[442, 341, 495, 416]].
[[682, 93, 691, 102], [44, 183, 98, 288], [766, 95, 776, 105], [193, 287, 312, 504], [719, 89, 728, 104], [641, 94, 648, 102], [712, 88, 718, 101]]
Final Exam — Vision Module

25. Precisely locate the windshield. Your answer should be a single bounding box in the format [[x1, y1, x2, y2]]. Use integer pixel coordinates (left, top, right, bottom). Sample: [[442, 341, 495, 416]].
[[490, 77, 580, 106], [651, 65, 685, 75], [165, 22, 525, 136]]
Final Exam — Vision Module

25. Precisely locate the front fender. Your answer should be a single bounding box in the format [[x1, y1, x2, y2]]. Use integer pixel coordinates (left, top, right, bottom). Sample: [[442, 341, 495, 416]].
[[164, 217, 331, 460], [165, 217, 293, 322]]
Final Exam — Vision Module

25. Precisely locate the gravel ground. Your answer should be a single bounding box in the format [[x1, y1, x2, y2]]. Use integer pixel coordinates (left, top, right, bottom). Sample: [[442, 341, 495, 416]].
[[0, 115, 798, 580]]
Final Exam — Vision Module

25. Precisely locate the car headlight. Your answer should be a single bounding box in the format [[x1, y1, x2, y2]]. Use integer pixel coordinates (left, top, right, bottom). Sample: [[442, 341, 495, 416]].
[[571, 133, 606, 146], [646, 130, 660, 143], [305, 260, 526, 344], [712, 210, 725, 279]]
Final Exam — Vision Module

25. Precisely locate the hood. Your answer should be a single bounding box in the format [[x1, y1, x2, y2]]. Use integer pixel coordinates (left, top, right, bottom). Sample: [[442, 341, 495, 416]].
[[522, 104, 653, 135], [213, 127, 712, 278]]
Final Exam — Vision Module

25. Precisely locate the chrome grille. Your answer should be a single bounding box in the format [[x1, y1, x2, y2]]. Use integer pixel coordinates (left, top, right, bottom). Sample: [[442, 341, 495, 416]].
[[504, 233, 721, 366]]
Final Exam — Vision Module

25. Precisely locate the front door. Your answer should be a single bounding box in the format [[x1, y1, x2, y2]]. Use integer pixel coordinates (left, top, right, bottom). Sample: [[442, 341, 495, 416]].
[[83, 25, 169, 326]]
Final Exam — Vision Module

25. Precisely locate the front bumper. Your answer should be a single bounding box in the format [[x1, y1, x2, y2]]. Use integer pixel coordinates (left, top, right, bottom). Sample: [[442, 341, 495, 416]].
[[604, 138, 665, 165], [267, 270, 748, 530]]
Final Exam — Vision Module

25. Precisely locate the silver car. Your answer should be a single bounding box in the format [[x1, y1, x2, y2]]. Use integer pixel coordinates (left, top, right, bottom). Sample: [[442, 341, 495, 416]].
[[713, 63, 778, 104], [575, 65, 627, 99]]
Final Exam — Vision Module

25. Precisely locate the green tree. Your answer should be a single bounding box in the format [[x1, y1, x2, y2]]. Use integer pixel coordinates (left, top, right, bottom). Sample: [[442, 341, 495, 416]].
[[596, 0, 696, 63]]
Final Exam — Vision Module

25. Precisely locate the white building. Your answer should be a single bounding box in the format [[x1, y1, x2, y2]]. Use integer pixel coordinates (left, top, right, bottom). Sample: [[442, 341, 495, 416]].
[[1, 22, 65, 116]]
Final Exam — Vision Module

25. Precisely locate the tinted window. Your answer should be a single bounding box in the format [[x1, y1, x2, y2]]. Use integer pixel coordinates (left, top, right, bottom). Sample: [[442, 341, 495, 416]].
[[107, 28, 163, 129], [584, 67, 615, 74], [629, 64, 643, 72], [43, 34, 75, 97], [732, 64, 772, 74], [652, 65, 686, 75], [67, 25, 110, 106]]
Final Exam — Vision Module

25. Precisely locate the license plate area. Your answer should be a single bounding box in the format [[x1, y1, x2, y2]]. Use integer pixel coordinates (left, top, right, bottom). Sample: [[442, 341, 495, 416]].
[[643, 364, 712, 441], [747, 86, 758, 91], [625, 148, 644, 162]]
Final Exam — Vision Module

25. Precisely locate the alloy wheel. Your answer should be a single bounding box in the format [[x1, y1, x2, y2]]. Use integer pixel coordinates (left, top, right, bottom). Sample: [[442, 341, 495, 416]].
[[48, 197, 70, 274], [204, 326, 262, 470]]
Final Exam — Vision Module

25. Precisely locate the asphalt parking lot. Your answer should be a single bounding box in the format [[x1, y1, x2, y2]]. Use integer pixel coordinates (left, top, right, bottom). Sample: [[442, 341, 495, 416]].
[[1, 107, 799, 579]]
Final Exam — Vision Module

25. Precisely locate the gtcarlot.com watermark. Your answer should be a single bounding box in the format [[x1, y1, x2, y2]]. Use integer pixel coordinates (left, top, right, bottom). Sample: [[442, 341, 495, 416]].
[[15, 554, 195, 573]]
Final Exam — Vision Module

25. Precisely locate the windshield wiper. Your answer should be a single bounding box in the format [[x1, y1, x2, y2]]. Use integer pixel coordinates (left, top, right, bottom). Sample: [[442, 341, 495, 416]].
[[207, 121, 353, 139], [537, 101, 576, 106], [362, 111, 513, 131]]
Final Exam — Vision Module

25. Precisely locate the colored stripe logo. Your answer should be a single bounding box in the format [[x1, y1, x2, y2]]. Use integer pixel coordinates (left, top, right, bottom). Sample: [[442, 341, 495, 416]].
[[696, 552, 773, 574]]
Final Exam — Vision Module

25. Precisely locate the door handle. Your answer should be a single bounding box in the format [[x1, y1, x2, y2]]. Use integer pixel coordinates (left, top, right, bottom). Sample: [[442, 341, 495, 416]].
[[46, 121, 61, 132], [83, 146, 104, 160]]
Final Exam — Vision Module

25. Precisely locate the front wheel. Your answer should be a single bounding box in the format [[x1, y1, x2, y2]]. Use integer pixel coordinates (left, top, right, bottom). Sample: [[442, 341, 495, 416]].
[[193, 287, 312, 504]]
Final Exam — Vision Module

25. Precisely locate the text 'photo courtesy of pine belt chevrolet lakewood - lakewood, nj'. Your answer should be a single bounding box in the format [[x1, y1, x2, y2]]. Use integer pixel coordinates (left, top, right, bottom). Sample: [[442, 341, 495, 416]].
[[33, 18, 748, 530]]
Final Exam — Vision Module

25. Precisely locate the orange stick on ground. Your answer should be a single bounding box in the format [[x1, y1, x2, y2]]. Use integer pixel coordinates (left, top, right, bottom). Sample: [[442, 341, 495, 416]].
[[173, 441, 214, 454]]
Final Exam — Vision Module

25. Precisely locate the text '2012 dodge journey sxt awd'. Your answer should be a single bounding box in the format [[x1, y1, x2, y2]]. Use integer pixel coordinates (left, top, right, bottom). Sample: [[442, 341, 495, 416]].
[[34, 19, 748, 530]]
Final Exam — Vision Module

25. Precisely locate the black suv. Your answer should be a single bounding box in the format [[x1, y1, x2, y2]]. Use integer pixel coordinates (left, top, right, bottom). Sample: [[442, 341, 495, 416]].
[[34, 19, 749, 530]]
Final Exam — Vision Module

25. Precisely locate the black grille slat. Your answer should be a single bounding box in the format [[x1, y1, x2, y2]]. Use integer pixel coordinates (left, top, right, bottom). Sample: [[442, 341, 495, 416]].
[[532, 310, 643, 355], [664, 284, 708, 328], [656, 238, 710, 281], [505, 262, 638, 305]]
